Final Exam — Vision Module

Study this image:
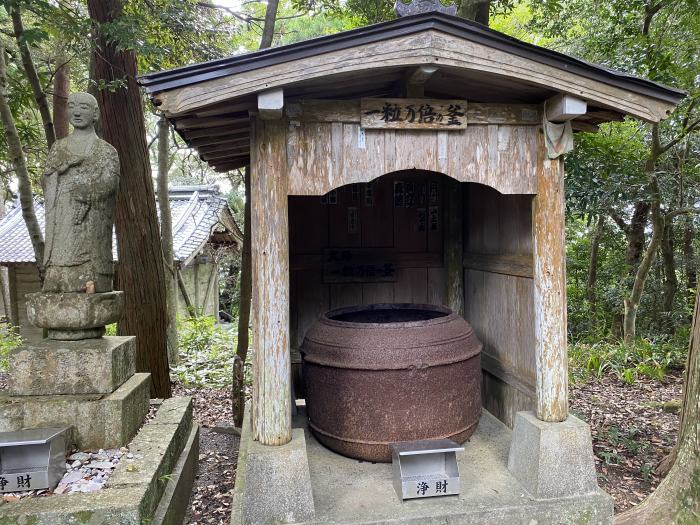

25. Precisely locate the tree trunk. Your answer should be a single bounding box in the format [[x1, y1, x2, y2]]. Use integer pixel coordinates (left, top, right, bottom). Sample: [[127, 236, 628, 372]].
[[586, 214, 604, 315], [259, 0, 279, 49], [661, 218, 678, 333], [234, 168, 252, 427], [88, 0, 171, 398], [615, 286, 700, 524], [52, 59, 70, 140], [684, 216, 696, 296], [158, 116, 178, 366], [623, 155, 662, 346], [9, 4, 55, 149], [0, 44, 45, 278], [458, 0, 491, 24]]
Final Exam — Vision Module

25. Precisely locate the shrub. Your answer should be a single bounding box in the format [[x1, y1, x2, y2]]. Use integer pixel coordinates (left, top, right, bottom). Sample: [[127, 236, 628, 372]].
[[0, 323, 22, 373], [569, 337, 686, 384], [171, 315, 238, 388]]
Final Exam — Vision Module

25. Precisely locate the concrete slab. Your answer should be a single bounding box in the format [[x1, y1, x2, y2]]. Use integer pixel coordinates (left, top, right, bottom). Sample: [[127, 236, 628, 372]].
[[232, 406, 613, 525], [0, 373, 151, 449], [508, 411, 599, 499], [8, 336, 136, 396]]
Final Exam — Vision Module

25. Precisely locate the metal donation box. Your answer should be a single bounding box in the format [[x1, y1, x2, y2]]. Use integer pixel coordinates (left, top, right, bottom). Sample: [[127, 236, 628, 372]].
[[391, 439, 464, 500], [0, 428, 68, 492]]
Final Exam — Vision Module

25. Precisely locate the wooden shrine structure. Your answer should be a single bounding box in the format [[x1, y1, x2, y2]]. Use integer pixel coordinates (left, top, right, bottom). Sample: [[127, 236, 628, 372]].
[[140, 11, 683, 524]]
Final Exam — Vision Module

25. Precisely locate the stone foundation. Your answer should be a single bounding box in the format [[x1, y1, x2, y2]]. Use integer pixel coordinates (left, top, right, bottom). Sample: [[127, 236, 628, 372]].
[[507, 411, 600, 499], [1, 335, 151, 450], [0, 373, 151, 449], [0, 397, 198, 525], [9, 336, 136, 396]]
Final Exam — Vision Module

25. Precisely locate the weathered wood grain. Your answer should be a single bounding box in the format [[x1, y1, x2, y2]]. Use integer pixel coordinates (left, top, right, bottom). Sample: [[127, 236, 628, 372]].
[[287, 122, 539, 195], [532, 135, 568, 422], [287, 100, 541, 125], [250, 117, 292, 445], [157, 30, 673, 122]]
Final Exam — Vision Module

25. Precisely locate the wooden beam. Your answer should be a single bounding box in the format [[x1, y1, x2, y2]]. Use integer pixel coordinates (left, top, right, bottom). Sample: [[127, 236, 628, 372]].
[[258, 88, 284, 120], [405, 65, 438, 98], [285, 100, 542, 125], [175, 114, 249, 130], [250, 117, 291, 445], [571, 120, 600, 133], [545, 94, 587, 122], [213, 158, 250, 172], [188, 134, 249, 148], [184, 125, 250, 140], [533, 134, 568, 422], [463, 253, 533, 278], [202, 150, 249, 162]]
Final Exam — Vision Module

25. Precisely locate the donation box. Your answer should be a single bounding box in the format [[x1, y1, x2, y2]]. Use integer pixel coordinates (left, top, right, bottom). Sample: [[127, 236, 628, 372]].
[[0, 428, 68, 492]]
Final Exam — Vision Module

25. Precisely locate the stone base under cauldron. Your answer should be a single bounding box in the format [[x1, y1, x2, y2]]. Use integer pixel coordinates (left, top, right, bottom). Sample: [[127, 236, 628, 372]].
[[232, 404, 613, 525]]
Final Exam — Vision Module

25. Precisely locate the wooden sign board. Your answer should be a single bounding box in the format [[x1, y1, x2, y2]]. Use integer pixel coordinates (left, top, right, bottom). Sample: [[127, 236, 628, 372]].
[[361, 98, 468, 130], [323, 248, 397, 283]]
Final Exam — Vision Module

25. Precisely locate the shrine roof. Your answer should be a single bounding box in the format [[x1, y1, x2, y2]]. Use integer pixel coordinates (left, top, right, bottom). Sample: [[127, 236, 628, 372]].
[[138, 11, 685, 173], [140, 12, 683, 104], [0, 185, 242, 267]]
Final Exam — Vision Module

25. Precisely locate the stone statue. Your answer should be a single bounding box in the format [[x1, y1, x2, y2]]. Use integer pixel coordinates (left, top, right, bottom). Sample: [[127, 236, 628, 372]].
[[27, 92, 124, 340], [43, 92, 119, 293]]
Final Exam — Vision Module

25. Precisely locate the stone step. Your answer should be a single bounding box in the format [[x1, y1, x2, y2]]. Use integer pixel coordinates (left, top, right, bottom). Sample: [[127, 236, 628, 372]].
[[9, 336, 136, 396]]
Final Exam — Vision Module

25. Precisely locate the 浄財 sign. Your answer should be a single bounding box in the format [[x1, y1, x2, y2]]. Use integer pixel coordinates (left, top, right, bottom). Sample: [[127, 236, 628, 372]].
[[361, 98, 468, 129]]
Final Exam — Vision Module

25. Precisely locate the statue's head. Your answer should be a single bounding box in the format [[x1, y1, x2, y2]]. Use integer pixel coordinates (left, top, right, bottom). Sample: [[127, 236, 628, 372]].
[[68, 92, 99, 130]]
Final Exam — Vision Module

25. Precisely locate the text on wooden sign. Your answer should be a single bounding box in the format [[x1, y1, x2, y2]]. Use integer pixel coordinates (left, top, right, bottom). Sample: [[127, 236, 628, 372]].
[[361, 98, 468, 129]]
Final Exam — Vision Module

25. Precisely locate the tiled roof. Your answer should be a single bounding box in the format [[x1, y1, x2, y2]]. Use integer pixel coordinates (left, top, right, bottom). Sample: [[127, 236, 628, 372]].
[[0, 185, 241, 266]]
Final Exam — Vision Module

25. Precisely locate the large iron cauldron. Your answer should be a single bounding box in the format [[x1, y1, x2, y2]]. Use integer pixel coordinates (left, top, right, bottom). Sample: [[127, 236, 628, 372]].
[[301, 303, 482, 462]]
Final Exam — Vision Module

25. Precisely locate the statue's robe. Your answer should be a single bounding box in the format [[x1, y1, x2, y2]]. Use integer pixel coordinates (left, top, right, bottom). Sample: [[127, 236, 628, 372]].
[[42, 137, 120, 293]]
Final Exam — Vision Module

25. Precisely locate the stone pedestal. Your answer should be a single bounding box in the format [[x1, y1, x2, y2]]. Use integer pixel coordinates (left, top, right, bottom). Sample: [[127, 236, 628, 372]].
[[26, 291, 124, 340], [232, 406, 315, 525], [507, 411, 599, 499], [0, 336, 150, 450]]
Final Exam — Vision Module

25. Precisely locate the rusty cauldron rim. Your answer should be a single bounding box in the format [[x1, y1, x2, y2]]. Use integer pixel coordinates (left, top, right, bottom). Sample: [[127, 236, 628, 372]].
[[320, 303, 456, 329], [302, 303, 482, 371]]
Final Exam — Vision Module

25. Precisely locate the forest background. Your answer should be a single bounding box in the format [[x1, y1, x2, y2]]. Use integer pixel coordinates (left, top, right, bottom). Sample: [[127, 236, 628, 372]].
[[0, 0, 698, 521]]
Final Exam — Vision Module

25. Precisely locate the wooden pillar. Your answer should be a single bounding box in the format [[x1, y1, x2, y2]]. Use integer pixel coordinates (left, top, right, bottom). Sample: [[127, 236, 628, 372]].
[[445, 178, 464, 317], [532, 138, 568, 422], [250, 116, 292, 445]]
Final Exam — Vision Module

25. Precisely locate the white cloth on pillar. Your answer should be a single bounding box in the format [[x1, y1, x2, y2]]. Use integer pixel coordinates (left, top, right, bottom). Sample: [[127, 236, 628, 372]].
[[542, 101, 574, 159]]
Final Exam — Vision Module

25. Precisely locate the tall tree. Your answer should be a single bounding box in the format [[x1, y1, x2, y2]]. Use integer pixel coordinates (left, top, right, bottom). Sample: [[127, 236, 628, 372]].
[[7, 1, 55, 149], [0, 43, 44, 279], [157, 115, 178, 365], [88, 0, 171, 398], [52, 58, 70, 140]]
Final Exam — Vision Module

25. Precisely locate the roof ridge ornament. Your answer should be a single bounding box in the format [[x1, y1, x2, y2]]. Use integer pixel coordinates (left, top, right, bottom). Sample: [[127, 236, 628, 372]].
[[395, 0, 457, 17]]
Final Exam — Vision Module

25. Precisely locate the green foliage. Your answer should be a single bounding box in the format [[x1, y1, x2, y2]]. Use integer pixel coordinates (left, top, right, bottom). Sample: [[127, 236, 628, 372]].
[[0, 323, 21, 373], [171, 315, 237, 388], [569, 337, 687, 385]]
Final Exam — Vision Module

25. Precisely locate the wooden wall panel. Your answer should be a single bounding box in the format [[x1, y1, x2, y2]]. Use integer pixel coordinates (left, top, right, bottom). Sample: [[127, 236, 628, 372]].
[[394, 268, 428, 303], [463, 184, 536, 427], [287, 121, 539, 196], [13, 265, 42, 342]]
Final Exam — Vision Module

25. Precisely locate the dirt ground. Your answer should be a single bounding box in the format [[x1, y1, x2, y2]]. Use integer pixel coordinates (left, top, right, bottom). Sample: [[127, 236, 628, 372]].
[[570, 370, 682, 513]]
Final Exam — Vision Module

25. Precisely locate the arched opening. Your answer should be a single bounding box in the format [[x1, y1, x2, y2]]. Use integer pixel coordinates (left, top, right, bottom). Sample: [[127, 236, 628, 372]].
[[288, 169, 536, 426]]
